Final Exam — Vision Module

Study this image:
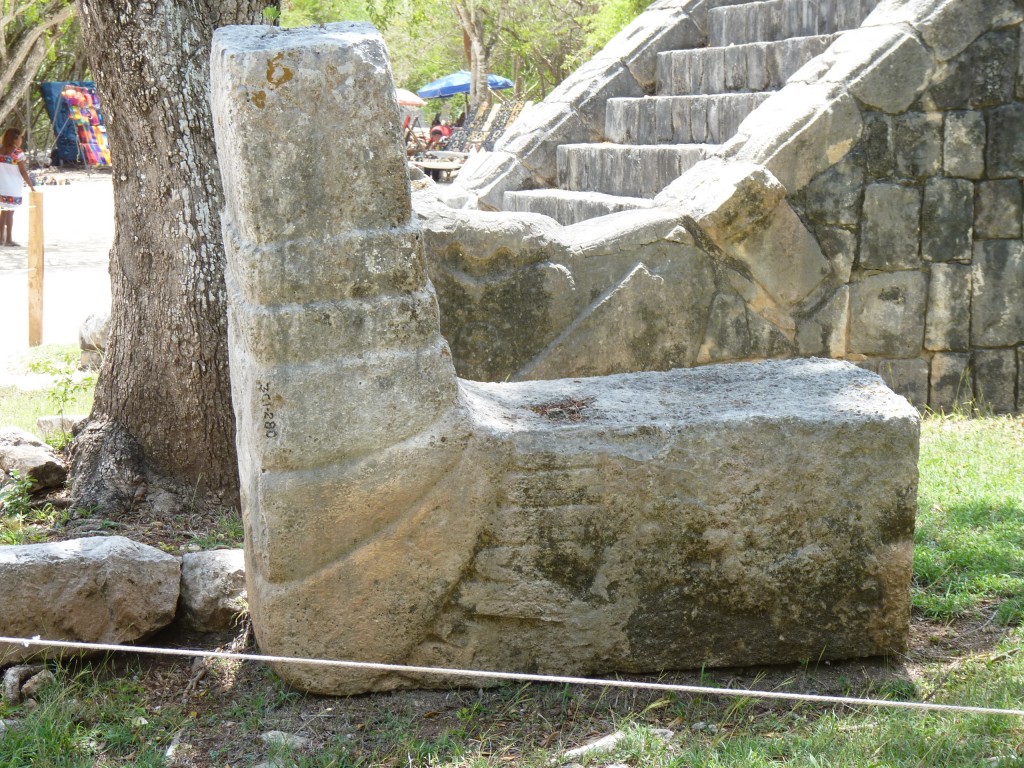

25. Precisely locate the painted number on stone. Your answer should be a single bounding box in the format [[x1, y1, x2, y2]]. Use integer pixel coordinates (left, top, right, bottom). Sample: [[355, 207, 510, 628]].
[[257, 381, 278, 438]]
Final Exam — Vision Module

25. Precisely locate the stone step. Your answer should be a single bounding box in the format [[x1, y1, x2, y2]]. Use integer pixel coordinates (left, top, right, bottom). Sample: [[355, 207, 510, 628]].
[[558, 143, 713, 198], [657, 34, 836, 96], [503, 189, 653, 227], [605, 93, 772, 145], [708, 0, 881, 46]]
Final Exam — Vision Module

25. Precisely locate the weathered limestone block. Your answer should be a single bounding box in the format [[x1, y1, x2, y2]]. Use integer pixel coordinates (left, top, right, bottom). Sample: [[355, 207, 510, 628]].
[[212, 24, 920, 696], [874, 358, 930, 409], [971, 348, 1018, 414], [0, 537, 180, 664], [849, 271, 928, 357], [924, 29, 1018, 109], [0, 427, 67, 492], [860, 183, 921, 270], [929, 353, 973, 412], [178, 549, 247, 632], [971, 240, 1024, 347], [801, 157, 864, 227], [517, 252, 716, 381], [925, 263, 971, 352], [862, 111, 895, 178], [894, 112, 942, 179], [723, 82, 864, 192], [815, 225, 857, 283], [662, 159, 830, 308], [974, 180, 1022, 241], [987, 104, 1024, 179], [942, 111, 985, 179], [797, 286, 850, 358], [921, 178, 972, 263], [790, 23, 934, 114]]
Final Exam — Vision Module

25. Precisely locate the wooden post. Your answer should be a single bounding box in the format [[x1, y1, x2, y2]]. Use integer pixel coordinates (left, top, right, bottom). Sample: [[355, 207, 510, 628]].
[[27, 190, 43, 347]]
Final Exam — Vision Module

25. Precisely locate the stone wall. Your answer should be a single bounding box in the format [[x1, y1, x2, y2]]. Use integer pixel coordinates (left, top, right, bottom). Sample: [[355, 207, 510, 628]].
[[418, 0, 1024, 413], [789, 21, 1024, 412]]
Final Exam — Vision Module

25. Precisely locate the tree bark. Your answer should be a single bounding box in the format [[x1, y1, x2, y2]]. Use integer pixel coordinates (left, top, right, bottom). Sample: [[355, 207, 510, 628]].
[[69, 0, 272, 514]]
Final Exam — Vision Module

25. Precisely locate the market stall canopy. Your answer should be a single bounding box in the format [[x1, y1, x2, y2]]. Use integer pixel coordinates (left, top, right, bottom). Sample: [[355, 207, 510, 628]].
[[416, 70, 513, 99], [395, 87, 425, 107]]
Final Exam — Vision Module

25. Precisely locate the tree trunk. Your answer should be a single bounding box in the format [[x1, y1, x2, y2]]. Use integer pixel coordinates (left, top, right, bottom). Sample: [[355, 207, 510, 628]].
[[452, 1, 491, 114], [69, 0, 271, 514]]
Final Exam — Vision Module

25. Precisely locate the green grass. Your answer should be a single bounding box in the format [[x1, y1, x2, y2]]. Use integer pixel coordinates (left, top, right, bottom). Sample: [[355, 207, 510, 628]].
[[0, 343, 95, 437], [914, 414, 1024, 623]]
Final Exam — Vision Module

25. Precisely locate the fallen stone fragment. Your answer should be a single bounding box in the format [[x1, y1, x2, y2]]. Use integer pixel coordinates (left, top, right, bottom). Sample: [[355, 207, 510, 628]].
[[178, 549, 247, 631], [563, 729, 673, 760], [0, 536, 181, 665], [36, 415, 87, 440], [19, 669, 55, 701], [2, 665, 43, 704], [0, 427, 67, 491]]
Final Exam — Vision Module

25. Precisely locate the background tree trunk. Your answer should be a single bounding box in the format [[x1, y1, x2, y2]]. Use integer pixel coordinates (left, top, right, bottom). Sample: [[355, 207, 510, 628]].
[[69, 0, 272, 514]]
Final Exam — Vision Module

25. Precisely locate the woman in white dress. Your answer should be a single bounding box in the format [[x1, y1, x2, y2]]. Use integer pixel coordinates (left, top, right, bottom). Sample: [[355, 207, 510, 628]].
[[0, 128, 36, 246]]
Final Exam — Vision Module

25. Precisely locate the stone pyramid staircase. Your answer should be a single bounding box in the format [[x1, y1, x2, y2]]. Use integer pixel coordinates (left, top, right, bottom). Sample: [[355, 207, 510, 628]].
[[504, 0, 881, 225]]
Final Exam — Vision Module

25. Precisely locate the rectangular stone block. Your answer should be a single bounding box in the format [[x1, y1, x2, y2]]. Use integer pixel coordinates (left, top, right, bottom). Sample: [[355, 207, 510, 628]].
[[929, 353, 973, 413], [922, 178, 973, 262], [972, 348, 1018, 413], [925, 263, 971, 352], [802, 157, 864, 226], [971, 239, 1024, 347], [849, 270, 927, 357], [943, 111, 986, 179], [924, 30, 1017, 109], [860, 183, 921, 270], [875, 358, 930, 409], [987, 103, 1024, 179], [974, 180, 1022, 240], [894, 112, 943, 179], [863, 111, 894, 179]]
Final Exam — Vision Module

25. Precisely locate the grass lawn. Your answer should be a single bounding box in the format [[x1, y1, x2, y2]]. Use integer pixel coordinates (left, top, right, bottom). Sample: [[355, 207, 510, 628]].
[[0, 387, 1022, 765]]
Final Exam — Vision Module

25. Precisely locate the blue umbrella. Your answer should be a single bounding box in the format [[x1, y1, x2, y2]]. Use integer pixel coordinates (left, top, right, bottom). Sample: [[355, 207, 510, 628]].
[[416, 70, 513, 99]]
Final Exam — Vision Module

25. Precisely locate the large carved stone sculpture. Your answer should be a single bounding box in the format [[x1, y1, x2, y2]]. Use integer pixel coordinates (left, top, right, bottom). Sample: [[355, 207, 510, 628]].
[[211, 23, 920, 696]]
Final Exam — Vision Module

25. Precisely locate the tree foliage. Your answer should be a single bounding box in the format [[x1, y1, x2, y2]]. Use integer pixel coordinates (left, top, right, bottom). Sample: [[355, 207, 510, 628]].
[[281, 0, 638, 105], [0, 0, 78, 147]]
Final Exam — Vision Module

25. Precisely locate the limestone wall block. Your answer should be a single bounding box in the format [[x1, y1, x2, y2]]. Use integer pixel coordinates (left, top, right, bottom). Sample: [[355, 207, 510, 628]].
[[657, 158, 786, 242], [929, 352, 972, 412], [971, 239, 1024, 347], [975, 180, 1023, 240], [797, 285, 850, 357], [971, 348, 1018, 413], [724, 81, 863, 192], [725, 201, 832, 308], [518, 252, 716, 380], [921, 177, 973, 263], [849, 270, 928, 357], [924, 30, 1017, 111], [985, 103, 1024, 179], [860, 183, 921, 270], [802, 156, 865, 227], [791, 24, 934, 114], [0, 537, 180, 664], [815, 225, 857, 283], [894, 112, 943, 179], [925, 263, 971, 352], [942, 111, 986, 179], [178, 549, 246, 632], [875, 358, 930, 409]]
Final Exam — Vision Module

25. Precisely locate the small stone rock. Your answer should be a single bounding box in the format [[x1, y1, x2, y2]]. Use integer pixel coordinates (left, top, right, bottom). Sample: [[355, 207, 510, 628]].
[[178, 549, 247, 632], [0, 427, 68, 491], [563, 731, 627, 760], [2, 665, 43, 704], [19, 669, 55, 700]]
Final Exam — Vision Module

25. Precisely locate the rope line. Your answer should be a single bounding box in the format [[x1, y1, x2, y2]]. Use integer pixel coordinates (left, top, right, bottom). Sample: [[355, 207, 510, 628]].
[[2, 635, 1022, 718]]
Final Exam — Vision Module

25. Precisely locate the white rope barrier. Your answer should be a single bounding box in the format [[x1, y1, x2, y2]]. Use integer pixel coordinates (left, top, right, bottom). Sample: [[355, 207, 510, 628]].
[[3, 635, 1023, 718]]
